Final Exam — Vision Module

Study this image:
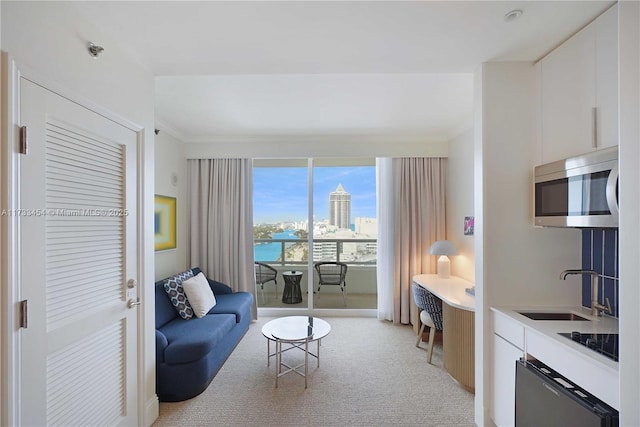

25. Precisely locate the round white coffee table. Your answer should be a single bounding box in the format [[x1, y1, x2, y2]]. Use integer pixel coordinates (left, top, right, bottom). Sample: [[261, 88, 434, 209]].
[[261, 316, 331, 388]]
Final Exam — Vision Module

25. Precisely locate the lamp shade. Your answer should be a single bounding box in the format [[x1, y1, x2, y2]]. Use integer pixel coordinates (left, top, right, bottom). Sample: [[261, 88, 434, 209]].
[[429, 240, 458, 256]]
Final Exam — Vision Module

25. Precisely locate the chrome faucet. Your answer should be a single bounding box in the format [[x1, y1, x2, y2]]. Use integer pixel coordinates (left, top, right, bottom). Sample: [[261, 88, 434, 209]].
[[560, 269, 611, 317]]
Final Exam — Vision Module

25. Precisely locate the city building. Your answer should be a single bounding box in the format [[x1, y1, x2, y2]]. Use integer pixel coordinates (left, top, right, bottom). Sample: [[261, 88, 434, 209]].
[[328, 184, 351, 230], [354, 217, 377, 236]]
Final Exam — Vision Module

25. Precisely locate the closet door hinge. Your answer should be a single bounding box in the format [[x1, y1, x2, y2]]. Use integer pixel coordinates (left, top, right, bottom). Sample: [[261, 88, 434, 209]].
[[19, 126, 28, 155], [19, 300, 28, 328]]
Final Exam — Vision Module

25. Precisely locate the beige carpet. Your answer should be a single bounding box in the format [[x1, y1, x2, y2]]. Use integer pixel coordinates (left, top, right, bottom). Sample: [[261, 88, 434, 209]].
[[153, 317, 475, 427]]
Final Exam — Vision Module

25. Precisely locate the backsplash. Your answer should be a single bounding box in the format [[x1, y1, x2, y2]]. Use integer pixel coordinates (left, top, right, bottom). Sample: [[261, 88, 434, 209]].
[[582, 229, 619, 318]]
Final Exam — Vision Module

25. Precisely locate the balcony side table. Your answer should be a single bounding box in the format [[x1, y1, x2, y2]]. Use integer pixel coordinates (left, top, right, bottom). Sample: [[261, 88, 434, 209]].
[[282, 271, 303, 304]]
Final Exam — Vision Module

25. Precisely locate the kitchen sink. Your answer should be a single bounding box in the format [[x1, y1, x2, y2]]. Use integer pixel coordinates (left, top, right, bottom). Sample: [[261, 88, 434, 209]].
[[518, 311, 591, 321]]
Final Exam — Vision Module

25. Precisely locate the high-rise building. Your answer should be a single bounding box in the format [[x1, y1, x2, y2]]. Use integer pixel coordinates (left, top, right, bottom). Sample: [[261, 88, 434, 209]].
[[329, 184, 351, 229], [355, 217, 377, 236]]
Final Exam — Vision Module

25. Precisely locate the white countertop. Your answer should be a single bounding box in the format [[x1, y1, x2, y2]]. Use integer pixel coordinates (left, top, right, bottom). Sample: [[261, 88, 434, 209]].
[[412, 274, 475, 311], [491, 305, 619, 372]]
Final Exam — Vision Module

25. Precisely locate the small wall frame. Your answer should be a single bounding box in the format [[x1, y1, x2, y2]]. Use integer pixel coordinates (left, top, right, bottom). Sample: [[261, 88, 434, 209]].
[[155, 195, 177, 251], [464, 216, 474, 236]]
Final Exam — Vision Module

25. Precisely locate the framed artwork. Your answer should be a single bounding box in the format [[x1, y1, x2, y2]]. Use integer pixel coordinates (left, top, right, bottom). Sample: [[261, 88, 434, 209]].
[[464, 216, 474, 236], [155, 195, 176, 251]]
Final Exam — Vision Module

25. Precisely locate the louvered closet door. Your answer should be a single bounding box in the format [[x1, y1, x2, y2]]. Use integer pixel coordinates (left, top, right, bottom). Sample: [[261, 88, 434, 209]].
[[19, 78, 139, 426]]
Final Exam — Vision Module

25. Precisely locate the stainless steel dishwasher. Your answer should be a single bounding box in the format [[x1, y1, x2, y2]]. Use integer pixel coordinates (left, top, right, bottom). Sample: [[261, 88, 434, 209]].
[[514, 359, 618, 427]]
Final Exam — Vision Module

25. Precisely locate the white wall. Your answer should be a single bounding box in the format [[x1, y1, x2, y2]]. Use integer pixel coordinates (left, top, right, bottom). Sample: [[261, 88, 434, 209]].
[[1, 2, 157, 425], [447, 128, 475, 282], [481, 61, 581, 309], [475, 62, 583, 425], [1, 3, 154, 128], [154, 130, 188, 280], [472, 66, 486, 425], [618, 1, 640, 424], [185, 137, 448, 159]]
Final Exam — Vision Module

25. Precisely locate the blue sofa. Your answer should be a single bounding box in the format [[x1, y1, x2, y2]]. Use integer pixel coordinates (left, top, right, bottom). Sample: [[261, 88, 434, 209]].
[[155, 267, 254, 401]]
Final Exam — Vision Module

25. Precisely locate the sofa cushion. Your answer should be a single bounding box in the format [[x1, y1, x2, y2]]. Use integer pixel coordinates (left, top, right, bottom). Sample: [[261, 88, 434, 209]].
[[183, 272, 217, 318], [207, 292, 254, 323], [161, 313, 236, 364], [163, 270, 195, 320]]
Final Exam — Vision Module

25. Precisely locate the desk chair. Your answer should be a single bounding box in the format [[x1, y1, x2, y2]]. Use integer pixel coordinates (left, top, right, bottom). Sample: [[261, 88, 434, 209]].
[[411, 283, 443, 364]]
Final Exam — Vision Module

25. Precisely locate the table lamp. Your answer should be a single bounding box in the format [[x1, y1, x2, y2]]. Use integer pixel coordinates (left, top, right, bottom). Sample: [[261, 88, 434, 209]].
[[429, 240, 458, 278]]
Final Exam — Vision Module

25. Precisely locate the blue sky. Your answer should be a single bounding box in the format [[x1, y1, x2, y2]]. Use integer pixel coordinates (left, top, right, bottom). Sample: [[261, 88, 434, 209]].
[[253, 166, 376, 224]]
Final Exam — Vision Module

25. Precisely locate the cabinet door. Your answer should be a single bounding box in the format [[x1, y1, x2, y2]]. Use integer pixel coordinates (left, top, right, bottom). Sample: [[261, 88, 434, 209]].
[[492, 334, 524, 427], [541, 24, 596, 163], [595, 4, 618, 149]]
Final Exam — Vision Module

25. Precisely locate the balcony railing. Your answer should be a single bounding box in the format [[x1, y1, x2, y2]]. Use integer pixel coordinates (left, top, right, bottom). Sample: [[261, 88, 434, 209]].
[[254, 238, 377, 266]]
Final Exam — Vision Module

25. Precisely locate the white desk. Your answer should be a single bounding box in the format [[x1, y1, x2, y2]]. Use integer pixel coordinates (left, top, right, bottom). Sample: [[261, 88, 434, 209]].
[[413, 274, 475, 392], [412, 274, 475, 311]]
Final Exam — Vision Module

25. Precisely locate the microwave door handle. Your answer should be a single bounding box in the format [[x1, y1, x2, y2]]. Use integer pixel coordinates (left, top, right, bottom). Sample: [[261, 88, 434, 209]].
[[606, 165, 619, 217]]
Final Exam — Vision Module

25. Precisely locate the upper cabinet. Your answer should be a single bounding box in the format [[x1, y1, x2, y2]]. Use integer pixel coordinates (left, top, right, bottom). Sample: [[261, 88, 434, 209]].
[[540, 4, 618, 164], [595, 4, 618, 155]]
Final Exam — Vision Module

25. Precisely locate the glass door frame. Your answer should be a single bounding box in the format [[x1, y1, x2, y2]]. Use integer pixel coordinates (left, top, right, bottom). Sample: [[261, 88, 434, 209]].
[[253, 157, 377, 317]]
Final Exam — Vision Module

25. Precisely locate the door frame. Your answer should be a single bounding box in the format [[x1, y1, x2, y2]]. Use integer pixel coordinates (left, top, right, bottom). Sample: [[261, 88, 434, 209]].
[[0, 55, 155, 426]]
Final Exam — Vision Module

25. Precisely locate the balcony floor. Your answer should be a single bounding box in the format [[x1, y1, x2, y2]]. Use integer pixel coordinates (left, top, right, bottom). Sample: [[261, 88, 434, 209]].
[[257, 291, 377, 309]]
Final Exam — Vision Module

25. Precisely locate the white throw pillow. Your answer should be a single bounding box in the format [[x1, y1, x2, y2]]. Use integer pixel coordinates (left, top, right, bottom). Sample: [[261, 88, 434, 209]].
[[182, 272, 216, 318]]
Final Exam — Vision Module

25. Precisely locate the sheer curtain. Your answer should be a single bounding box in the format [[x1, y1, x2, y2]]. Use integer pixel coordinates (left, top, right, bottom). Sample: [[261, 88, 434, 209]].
[[377, 157, 447, 325], [376, 158, 395, 321], [187, 158, 257, 319]]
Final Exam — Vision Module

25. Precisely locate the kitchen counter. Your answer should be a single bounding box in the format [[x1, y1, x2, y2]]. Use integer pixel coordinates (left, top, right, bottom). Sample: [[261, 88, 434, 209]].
[[492, 306, 618, 371], [491, 305, 619, 409]]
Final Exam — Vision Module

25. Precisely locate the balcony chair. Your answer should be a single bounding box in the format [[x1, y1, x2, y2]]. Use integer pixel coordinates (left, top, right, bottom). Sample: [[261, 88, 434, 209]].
[[255, 262, 278, 303], [314, 261, 348, 306], [411, 283, 443, 364]]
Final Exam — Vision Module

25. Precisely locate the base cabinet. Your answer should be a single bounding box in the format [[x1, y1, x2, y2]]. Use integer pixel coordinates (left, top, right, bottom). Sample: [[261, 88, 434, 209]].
[[491, 307, 619, 424], [492, 334, 524, 427]]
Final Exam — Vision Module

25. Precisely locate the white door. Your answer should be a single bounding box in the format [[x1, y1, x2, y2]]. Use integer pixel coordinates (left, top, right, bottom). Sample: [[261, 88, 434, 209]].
[[19, 77, 139, 426]]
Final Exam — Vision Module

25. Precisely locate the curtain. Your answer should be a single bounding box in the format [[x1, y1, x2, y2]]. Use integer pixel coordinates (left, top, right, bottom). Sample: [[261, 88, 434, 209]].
[[187, 158, 257, 320], [376, 158, 395, 321], [377, 157, 447, 325]]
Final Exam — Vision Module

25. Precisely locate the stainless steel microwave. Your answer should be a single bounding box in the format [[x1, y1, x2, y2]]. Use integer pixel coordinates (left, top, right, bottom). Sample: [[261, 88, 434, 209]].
[[534, 147, 618, 228]]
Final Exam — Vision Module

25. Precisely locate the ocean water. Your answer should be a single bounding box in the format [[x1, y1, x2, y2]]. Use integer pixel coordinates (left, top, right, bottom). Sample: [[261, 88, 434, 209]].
[[254, 230, 298, 262]]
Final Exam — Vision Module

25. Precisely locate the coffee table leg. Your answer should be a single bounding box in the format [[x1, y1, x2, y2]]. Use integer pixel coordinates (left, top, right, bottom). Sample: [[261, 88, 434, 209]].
[[275, 339, 280, 388], [267, 338, 270, 367], [304, 339, 309, 389]]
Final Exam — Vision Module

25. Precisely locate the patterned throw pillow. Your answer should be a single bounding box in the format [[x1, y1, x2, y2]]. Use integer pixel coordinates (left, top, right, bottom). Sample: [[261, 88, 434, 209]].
[[163, 270, 195, 320]]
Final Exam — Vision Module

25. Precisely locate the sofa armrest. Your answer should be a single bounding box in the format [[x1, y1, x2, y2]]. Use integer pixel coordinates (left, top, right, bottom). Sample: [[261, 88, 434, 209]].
[[156, 329, 168, 363], [207, 279, 233, 295]]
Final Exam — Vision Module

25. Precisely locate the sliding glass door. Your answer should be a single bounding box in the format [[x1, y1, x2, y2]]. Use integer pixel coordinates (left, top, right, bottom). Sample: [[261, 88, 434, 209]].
[[253, 158, 377, 312], [253, 160, 309, 307]]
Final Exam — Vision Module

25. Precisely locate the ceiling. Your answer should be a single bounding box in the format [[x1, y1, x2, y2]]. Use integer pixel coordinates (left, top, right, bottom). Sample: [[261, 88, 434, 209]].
[[73, 1, 614, 143]]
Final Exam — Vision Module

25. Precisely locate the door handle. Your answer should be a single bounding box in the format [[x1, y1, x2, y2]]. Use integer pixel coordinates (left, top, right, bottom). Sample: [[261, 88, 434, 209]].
[[127, 298, 141, 309]]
